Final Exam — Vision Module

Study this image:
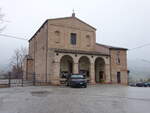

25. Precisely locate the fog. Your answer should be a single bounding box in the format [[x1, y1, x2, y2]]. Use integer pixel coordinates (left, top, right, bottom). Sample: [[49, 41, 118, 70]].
[[0, 0, 150, 70]]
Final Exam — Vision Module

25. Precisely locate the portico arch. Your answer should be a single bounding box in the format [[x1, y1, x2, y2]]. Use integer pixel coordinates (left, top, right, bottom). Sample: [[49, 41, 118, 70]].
[[60, 55, 73, 78], [95, 57, 105, 83], [78, 56, 90, 78]]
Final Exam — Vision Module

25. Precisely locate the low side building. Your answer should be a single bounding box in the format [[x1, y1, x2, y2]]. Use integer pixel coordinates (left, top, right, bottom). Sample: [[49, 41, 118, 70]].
[[23, 13, 128, 85]]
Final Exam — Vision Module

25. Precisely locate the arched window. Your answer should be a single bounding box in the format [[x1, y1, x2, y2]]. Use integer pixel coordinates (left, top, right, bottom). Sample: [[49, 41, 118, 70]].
[[116, 51, 120, 64], [55, 31, 60, 36], [86, 35, 91, 47], [54, 31, 60, 43]]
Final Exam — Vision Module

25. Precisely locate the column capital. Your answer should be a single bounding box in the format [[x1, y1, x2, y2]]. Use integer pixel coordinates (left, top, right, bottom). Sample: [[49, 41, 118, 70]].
[[74, 59, 79, 64], [90, 62, 94, 65], [53, 60, 60, 63]]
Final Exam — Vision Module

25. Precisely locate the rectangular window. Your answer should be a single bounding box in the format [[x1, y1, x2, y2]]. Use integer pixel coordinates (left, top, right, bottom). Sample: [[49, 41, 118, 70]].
[[70, 33, 76, 45]]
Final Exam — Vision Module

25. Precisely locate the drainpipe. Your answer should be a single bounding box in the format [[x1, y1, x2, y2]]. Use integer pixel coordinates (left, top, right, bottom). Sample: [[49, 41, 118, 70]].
[[109, 49, 112, 83]]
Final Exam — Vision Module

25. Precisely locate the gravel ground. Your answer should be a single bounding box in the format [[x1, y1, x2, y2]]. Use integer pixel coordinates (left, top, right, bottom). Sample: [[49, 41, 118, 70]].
[[0, 85, 150, 113]]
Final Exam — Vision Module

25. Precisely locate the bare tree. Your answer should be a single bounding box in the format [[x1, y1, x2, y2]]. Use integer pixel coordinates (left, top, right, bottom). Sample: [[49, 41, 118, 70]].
[[10, 47, 28, 78]]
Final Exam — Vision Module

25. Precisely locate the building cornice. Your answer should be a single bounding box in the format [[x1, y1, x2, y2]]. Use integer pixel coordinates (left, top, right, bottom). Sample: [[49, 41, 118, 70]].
[[49, 48, 110, 56]]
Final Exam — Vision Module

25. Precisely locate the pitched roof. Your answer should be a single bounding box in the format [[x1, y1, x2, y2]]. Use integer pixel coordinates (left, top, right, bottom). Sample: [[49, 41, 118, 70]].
[[96, 43, 128, 50], [29, 20, 48, 42]]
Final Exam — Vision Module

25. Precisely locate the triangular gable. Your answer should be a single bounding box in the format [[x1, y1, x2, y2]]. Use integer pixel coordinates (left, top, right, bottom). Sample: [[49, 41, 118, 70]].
[[29, 16, 96, 42], [48, 16, 96, 31]]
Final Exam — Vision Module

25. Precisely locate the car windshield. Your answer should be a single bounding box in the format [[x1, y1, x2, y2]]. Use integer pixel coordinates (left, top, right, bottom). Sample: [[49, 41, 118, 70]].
[[71, 75, 84, 79]]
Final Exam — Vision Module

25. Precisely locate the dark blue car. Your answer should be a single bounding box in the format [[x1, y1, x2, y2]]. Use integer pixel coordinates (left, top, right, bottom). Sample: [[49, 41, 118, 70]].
[[66, 74, 87, 88]]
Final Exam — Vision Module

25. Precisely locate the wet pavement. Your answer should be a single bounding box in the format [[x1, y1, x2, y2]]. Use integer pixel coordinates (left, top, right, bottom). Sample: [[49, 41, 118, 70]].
[[0, 85, 150, 113]]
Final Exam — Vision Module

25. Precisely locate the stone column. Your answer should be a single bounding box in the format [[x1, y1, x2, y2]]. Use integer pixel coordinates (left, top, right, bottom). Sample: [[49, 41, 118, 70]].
[[90, 63, 96, 85], [51, 61, 60, 85], [105, 64, 111, 83], [73, 62, 79, 74]]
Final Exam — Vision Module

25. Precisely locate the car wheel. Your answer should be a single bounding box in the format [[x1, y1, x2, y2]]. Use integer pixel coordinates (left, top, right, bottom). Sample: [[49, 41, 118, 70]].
[[66, 82, 69, 86], [70, 85, 73, 88], [69, 83, 72, 87], [84, 85, 87, 88]]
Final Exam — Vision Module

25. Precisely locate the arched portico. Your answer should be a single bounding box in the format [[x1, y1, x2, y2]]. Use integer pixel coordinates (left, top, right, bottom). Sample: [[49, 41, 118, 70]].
[[95, 57, 105, 83], [52, 52, 110, 85], [60, 55, 74, 78], [78, 56, 90, 78]]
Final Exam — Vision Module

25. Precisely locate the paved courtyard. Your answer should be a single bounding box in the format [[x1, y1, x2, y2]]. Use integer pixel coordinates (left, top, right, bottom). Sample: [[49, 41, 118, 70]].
[[0, 85, 150, 113]]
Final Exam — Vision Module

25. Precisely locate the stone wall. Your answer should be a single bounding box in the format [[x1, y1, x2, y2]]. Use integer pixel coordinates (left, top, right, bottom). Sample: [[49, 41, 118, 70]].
[[95, 44, 109, 54], [26, 59, 34, 80], [28, 22, 48, 82], [47, 17, 96, 52], [110, 49, 128, 84], [25, 16, 128, 85]]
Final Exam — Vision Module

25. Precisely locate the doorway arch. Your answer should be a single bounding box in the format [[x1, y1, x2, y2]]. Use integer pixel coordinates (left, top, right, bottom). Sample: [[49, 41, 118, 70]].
[[78, 56, 90, 78], [95, 57, 105, 83], [60, 55, 73, 78]]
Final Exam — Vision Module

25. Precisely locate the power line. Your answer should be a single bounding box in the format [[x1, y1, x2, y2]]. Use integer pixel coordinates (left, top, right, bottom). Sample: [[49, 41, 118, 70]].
[[141, 59, 150, 64], [0, 33, 150, 50], [0, 34, 28, 41], [129, 43, 150, 51]]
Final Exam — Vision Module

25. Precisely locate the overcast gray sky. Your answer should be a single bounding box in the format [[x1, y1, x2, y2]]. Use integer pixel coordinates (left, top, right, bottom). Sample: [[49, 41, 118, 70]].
[[0, 0, 150, 69]]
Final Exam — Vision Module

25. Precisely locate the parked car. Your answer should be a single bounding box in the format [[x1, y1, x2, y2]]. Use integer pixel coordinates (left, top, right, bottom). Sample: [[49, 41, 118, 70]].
[[66, 74, 87, 88], [136, 82, 144, 87], [147, 82, 150, 87], [136, 82, 148, 87], [129, 83, 136, 87], [144, 82, 150, 87]]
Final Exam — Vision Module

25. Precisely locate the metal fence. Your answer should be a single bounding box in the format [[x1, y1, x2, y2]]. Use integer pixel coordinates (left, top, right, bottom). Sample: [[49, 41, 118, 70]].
[[0, 72, 52, 88], [0, 73, 23, 87]]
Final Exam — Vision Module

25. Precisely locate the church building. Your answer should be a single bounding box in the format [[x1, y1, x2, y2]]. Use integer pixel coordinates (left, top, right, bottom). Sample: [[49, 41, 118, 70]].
[[23, 13, 128, 85]]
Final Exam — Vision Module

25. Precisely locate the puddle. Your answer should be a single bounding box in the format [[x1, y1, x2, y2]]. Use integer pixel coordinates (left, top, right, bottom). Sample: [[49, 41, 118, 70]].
[[31, 91, 51, 97]]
